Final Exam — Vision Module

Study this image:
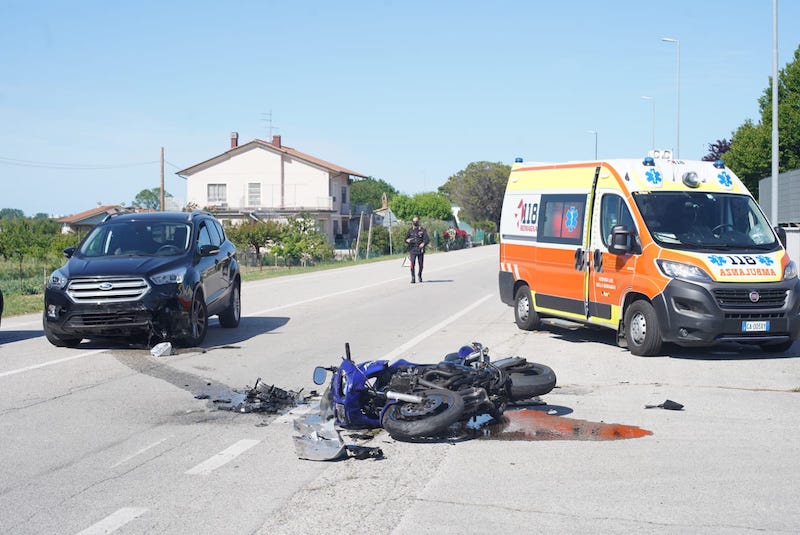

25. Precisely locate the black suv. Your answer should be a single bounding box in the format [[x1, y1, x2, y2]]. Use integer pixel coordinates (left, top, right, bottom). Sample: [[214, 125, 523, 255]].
[[44, 211, 240, 347]]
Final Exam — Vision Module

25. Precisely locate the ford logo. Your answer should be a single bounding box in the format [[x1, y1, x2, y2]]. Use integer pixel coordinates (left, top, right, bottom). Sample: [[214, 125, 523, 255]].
[[99, 282, 114, 291], [749, 290, 760, 303]]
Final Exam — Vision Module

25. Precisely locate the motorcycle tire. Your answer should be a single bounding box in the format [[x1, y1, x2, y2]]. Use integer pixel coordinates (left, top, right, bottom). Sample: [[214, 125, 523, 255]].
[[505, 362, 557, 400], [381, 388, 465, 441]]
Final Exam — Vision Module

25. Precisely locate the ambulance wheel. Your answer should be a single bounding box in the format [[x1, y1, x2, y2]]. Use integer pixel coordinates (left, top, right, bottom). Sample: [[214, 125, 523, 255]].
[[624, 300, 662, 356], [514, 285, 539, 331]]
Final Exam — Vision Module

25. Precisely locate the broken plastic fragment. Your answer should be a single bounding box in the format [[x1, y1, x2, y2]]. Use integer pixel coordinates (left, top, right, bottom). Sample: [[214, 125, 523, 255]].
[[150, 342, 173, 357], [645, 399, 684, 410]]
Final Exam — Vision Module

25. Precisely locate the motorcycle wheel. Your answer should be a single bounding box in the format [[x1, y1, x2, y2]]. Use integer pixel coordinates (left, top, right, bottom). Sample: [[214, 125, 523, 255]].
[[505, 362, 557, 400], [381, 389, 465, 441]]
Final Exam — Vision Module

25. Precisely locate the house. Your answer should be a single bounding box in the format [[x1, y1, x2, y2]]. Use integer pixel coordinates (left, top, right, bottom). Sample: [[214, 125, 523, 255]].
[[58, 205, 136, 236], [177, 133, 368, 244]]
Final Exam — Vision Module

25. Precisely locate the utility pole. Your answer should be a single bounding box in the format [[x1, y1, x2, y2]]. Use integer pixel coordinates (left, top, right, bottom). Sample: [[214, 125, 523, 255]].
[[160, 146, 165, 211]]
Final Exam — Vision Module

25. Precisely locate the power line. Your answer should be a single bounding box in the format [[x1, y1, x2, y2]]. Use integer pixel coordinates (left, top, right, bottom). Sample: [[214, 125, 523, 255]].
[[0, 156, 159, 170]]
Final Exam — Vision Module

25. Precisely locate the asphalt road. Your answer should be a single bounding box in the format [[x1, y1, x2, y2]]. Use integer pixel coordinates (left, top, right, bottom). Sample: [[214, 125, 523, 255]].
[[1, 245, 798, 534]]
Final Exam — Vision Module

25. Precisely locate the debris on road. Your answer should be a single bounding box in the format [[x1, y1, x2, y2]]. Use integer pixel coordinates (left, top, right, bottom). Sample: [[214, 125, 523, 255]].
[[213, 378, 304, 413], [645, 399, 684, 410], [293, 406, 384, 461], [150, 341, 174, 357]]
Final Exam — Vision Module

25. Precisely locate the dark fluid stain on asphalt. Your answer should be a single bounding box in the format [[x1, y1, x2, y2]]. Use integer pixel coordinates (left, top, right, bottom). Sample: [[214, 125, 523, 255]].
[[472, 409, 652, 441]]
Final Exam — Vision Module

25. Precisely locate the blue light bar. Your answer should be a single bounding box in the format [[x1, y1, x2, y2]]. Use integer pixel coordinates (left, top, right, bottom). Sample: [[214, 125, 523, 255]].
[[514, 157, 523, 163], [643, 156, 655, 166], [713, 159, 725, 169]]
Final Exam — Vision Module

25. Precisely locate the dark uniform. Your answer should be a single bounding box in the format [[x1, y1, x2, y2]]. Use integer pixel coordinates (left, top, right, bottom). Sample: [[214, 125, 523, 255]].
[[405, 219, 430, 283]]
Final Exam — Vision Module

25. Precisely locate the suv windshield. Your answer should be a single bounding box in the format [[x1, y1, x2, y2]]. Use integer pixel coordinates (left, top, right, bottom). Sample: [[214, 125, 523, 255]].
[[79, 221, 192, 257], [633, 191, 777, 251]]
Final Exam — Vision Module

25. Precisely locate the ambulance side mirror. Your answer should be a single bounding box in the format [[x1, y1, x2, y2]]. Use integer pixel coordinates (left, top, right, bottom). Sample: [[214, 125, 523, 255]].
[[774, 226, 787, 248], [608, 225, 633, 255]]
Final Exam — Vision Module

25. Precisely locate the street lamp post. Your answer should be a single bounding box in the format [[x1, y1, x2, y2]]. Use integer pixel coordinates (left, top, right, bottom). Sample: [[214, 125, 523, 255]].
[[641, 96, 655, 151], [587, 130, 598, 159], [661, 37, 680, 158]]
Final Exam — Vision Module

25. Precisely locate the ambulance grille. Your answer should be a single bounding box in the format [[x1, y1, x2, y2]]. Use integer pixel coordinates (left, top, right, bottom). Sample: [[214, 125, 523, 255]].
[[713, 288, 787, 309]]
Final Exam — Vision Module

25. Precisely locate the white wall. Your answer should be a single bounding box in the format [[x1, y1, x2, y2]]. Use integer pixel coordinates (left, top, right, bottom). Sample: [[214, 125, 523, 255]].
[[185, 145, 336, 210]]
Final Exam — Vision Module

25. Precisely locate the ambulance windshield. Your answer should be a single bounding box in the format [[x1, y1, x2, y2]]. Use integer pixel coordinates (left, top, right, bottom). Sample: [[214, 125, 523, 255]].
[[633, 192, 778, 251]]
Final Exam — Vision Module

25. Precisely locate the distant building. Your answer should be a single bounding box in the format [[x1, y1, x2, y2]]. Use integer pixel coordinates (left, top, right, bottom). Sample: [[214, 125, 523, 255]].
[[759, 168, 800, 225], [177, 133, 368, 244]]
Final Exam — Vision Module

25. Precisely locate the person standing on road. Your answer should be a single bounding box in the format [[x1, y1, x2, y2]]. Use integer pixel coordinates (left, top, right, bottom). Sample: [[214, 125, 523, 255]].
[[405, 216, 430, 283]]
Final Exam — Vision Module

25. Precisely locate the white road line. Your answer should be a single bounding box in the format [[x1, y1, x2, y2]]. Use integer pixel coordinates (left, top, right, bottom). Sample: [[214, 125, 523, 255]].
[[0, 350, 105, 379], [76, 507, 147, 535], [185, 439, 261, 475], [380, 294, 493, 361], [111, 437, 170, 469], [246, 256, 488, 317]]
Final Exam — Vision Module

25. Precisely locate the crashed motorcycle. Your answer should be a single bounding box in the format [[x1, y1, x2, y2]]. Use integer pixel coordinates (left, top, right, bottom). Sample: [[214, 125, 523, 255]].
[[312, 342, 556, 441]]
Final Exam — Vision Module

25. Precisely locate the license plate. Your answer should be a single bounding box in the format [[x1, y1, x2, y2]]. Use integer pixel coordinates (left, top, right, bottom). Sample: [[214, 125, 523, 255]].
[[742, 321, 770, 332]]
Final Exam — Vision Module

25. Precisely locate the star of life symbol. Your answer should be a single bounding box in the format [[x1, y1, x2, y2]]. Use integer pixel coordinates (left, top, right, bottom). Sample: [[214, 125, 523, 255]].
[[645, 169, 662, 186], [709, 255, 727, 266], [718, 171, 733, 188], [756, 255, 774, 266], [565, 206, 579, 232]]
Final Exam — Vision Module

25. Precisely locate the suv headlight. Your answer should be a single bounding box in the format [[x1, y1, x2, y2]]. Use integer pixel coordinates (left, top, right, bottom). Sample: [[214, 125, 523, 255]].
[[47, 269, 69, 290], [656, 259, 712, 283], [150, 268, 185, 285], [784, 260, 797, 280]]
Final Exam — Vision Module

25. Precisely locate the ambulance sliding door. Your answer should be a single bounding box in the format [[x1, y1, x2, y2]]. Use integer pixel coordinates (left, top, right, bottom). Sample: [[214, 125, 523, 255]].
[[533, 166, 597, 320]]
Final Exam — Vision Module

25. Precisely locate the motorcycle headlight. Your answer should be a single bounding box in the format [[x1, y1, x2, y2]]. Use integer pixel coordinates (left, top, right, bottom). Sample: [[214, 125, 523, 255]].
[[47, 269, 69, 290], [784, 260, 797, 280], [150, 267, 185, 285], [656, 259, 712, 283]]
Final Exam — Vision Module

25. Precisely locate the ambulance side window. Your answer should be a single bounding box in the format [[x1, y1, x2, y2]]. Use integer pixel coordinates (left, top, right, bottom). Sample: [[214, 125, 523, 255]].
[[601, 194, 635, 247], [537, 194, 586, 245]]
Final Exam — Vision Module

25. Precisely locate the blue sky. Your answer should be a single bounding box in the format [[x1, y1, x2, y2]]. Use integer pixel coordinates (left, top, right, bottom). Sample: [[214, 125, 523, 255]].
[[1, 0, 798, 217]]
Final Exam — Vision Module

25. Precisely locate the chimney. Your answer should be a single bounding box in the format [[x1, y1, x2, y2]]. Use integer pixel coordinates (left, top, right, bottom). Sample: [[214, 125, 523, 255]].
[[272, 135, 282, 148], [230, 132, 239, 149]]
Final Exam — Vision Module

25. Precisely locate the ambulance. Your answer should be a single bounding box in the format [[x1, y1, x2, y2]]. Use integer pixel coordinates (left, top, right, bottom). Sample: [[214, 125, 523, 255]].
[[498, 152, 800, 356]]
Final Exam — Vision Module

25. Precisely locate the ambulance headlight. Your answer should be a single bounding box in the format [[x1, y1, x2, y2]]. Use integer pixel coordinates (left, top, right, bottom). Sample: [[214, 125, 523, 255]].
[[656, 260, 712, 283], [784, 260, 797, 280]]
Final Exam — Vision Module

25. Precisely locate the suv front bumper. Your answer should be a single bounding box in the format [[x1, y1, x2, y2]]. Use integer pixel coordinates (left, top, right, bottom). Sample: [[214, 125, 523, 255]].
[[44, 285, 191, 339]]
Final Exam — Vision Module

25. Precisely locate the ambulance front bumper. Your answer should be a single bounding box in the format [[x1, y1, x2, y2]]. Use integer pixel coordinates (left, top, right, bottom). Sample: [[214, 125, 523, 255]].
[[652, 278, 800, 346]]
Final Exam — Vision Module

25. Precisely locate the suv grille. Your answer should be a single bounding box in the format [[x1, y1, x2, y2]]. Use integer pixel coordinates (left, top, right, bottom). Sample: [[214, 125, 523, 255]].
[[67, 277, 150, 303], [713, 288, 787, 309]]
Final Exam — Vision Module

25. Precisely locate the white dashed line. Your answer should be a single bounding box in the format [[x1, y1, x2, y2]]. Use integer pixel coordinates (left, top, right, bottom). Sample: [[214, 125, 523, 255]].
[[0, 350, 105, 379], [76, 507, 147, 535], [185, 439, 261, 475], [111, 437, 170, 468]]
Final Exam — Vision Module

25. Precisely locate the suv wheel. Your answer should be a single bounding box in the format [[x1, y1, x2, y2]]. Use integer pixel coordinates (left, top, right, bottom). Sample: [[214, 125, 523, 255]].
[[180, 289, 208, 347], [219, 281, 241, 328], [43, 315, 82, 348]]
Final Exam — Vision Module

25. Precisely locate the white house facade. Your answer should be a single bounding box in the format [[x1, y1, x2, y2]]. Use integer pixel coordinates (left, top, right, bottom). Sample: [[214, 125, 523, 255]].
[[178, 133, 367, 243]]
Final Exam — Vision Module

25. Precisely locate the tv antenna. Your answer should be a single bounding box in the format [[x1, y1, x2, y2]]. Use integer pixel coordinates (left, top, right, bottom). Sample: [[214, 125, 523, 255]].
[[260, 110, 279, 138]]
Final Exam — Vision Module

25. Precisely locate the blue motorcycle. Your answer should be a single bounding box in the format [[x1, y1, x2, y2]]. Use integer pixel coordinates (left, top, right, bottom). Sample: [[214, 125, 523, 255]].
[[312, 342, 556, 441]]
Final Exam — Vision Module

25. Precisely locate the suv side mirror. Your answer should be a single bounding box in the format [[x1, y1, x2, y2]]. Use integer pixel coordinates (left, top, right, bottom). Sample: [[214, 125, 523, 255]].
[[63, 247, 76, 259], [608, 225, 633, 255], [775, 226, 787, 248], [199, 244, 220, 257]]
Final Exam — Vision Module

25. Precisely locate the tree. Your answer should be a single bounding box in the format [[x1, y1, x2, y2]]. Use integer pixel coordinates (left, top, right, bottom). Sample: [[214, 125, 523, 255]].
[[226, 220, 283, 268], [350, 177, 398, 213], [438, 161, 510, 229], [702, 139, 731, 161], [132, 188, 172, 210], [389, 192, 452, 221], [724, 45, 800, 193], [0, 208, 25, 219], [271, 214, 334, 266]]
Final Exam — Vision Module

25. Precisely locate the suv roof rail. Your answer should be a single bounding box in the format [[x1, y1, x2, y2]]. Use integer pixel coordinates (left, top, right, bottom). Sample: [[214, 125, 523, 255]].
[[101, 210, 129, 223], [190, 209, 214, 218]]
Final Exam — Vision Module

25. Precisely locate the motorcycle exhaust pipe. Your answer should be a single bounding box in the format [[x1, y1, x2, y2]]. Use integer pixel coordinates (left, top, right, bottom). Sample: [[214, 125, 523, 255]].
[[385, 391, 425, 404]]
